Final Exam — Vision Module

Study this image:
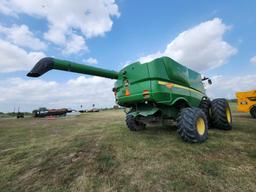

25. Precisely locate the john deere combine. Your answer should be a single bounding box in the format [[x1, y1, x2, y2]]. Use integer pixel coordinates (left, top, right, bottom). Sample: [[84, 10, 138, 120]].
[[27, 56, 232, 143]]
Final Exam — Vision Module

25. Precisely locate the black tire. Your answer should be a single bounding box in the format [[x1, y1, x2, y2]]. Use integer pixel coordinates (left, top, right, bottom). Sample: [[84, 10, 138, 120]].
[[250, 105, 256, 118], [211, 98, 232, 130], [177, 108, 208, 143], [126, 114, 145, 131], [199, 98, 211, 125]]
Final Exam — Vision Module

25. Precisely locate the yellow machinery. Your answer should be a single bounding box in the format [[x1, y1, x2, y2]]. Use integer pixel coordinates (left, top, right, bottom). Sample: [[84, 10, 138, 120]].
[[236, 90, 256, 118]]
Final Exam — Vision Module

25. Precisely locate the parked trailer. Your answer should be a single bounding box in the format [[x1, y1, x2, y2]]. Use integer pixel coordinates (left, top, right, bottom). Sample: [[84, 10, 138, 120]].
[[33, 108, 70, 117]]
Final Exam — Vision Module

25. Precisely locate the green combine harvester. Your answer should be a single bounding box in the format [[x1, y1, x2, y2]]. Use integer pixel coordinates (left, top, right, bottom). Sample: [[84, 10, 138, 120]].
[[27, 56, 232, 143]]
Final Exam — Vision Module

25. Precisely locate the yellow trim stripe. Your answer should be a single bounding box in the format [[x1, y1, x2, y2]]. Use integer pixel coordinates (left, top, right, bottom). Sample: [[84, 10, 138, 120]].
[[158, 81, 168, 85], [158, 81, 203, 94]]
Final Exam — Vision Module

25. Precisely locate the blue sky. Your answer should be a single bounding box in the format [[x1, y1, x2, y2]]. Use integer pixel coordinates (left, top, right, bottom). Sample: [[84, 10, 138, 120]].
[[0, 0, 255, 112]]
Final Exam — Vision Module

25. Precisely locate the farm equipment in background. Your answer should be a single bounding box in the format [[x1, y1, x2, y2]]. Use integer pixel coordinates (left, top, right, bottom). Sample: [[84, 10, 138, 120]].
[[78, 105, 87, 113], [87, 108, 100, 112], [16, 112, 24, 118], [87, 104, 100, 112], [236, 90, 256, 118], [16, 106, 24, 118], [78, 104, 100, 113], [27, 56, 232, 143], [32, 107, 72, 118]]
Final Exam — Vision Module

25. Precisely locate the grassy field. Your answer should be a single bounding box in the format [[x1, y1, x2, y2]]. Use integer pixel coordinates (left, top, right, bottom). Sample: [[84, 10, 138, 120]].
[[0, 104, 255, 192]]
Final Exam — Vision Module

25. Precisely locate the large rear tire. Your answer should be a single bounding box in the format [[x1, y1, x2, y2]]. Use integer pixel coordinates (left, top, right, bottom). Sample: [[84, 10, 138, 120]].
[[250, 105, 256, 118], [177, 108, 208, 143], [126, 114, 145, 131], [211, 98, 232, 130]]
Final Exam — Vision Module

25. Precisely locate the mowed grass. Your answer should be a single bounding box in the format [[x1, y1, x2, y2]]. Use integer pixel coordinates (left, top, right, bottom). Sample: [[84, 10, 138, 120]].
[[0, 104, 255, 192]]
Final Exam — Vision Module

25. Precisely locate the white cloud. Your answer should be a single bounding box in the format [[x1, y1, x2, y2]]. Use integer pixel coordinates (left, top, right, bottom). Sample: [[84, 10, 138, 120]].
[[140, 18, 237, 71], [206, 74, 256, 99], [0, 76, 115, 112], [0, 0, 16, 16], [250, 56, 256, 65], [83, 57, 98, 65], [0, 39, 45, 73], [62, 34, 87, 54], [0, 0, 120, 54], [0, 24, 46, 50]]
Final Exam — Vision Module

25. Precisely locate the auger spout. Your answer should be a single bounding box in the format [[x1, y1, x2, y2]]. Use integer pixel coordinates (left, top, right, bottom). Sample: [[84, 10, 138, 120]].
[[27, 57, 119, 79]]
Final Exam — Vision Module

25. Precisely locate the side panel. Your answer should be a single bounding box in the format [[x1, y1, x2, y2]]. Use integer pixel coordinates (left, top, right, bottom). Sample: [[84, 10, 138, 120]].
[[189, 90, 205, 107], [188, 69, 205, 94], [147, 59, 172, 104], [147, 58, 191, 105], [236, 90, 256, 112], [162, 57, 190, 87], [116, 57, 206, 115], [163, 57, 205, 94]]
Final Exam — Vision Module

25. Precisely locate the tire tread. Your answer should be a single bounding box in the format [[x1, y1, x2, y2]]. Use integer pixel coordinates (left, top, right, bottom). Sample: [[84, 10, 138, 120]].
[[177, 108, 208, 143], [211, 98, 232, 130], [126, 114, 145, 131]]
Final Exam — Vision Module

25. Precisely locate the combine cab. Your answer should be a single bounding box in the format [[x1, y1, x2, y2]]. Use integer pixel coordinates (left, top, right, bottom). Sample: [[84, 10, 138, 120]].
[[236, 90, 256, 118], [27, 56, 233, 143]]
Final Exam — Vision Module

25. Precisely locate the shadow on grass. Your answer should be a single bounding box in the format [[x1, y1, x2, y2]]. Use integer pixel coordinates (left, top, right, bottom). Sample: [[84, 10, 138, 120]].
[[140, 124, 177, 135]]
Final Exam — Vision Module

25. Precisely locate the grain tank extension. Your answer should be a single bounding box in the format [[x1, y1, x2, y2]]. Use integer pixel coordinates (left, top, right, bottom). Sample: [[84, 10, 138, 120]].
[[27, 56, 232, 143]]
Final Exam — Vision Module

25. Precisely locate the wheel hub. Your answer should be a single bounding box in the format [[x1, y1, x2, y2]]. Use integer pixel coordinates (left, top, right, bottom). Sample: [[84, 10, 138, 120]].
[[226, 107, 231, 123], [196, 117, 205, 135]]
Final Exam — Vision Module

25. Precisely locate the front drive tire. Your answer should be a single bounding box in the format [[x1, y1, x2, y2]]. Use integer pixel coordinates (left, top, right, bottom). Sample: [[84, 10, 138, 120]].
[[126, 114, 145, 131], [177, 108, 208, 143], [250, 105, 256, 118], [211, 98, 232, 130]]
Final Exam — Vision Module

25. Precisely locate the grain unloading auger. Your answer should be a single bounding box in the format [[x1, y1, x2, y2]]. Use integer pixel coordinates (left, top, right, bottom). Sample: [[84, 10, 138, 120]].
[[27, 57, 118, 79], [27, 56, 233, 143]]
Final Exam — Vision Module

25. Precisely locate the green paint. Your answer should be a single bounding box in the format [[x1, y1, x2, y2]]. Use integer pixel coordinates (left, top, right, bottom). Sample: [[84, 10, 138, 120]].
[[53, 58, 119, 79], [27, 56, 207, 119], [115, 57, 205, 117]]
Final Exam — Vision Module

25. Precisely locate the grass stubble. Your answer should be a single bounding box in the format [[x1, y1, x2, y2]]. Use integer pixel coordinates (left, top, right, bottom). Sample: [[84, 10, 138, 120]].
[[0, 103, 255, 192]]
